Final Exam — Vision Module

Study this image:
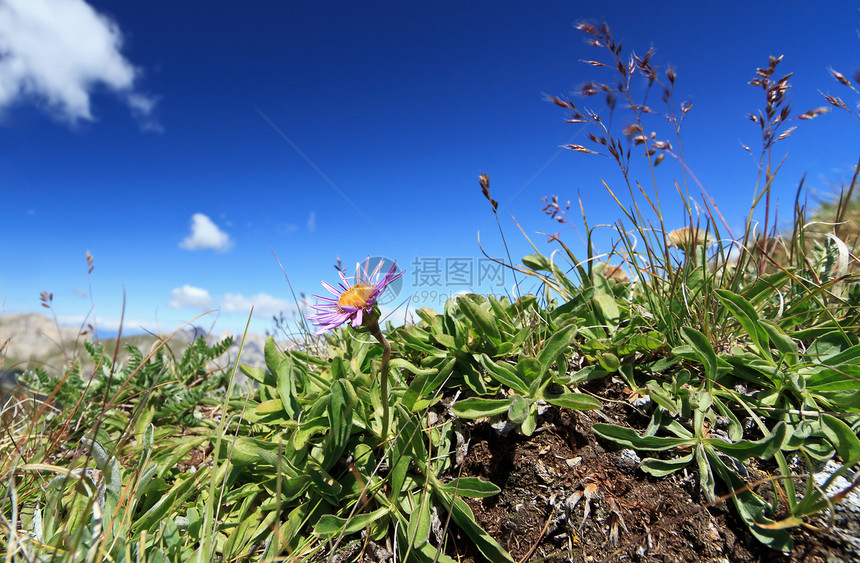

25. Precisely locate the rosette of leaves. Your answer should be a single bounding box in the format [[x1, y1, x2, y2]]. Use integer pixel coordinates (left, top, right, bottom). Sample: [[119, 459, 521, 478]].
[[234, 337, 515, 562], [452, 320, 602, 435], [597, 322, 860, 551], [388, 290, 602, 434], [521, 250, 666, 375], [390, 293, 544, 399]]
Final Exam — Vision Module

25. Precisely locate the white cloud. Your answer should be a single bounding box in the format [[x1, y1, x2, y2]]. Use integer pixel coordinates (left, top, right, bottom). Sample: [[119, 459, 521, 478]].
[[274, 222, 298, 235], [166, 285, 292, 318], [221, 293, 292, 318], [307, 211, 316, 233], [0, 0, 159, 128], [168, 285, 213, 309], [126, 92, 162, 132], [179, 213, 233, 252]]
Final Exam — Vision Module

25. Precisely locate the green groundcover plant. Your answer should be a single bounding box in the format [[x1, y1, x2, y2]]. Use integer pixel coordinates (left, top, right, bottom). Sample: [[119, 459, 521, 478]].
[[1, 20, 859, 563]]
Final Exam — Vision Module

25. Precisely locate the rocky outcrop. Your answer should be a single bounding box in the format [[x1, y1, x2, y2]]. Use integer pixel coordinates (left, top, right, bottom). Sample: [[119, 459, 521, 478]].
[[0, 313, 86, 362], [0, 313, 318, 373]]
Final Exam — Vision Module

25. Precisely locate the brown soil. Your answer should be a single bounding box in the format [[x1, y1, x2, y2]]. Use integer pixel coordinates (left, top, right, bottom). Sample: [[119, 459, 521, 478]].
[[322, 379, 856, 563], [444, 381, 852, 563]]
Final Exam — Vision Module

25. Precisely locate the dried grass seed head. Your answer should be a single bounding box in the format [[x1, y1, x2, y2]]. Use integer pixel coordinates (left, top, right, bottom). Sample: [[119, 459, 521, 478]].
[[602, 264, 631, 283], [667, 227, 711, 252], [479, 173, 498, 211]]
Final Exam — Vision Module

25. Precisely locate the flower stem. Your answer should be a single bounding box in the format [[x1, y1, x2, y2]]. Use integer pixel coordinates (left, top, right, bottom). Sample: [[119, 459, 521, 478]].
[[367, 319, 391, 443]]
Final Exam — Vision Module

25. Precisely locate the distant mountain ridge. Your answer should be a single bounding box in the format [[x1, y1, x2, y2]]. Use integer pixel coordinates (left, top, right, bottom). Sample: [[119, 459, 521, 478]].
[[0, 312, 312, 373]]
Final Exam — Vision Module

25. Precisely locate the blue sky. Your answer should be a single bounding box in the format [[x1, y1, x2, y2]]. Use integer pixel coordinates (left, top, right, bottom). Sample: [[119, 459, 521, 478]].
[[0, 1, 857, 338]]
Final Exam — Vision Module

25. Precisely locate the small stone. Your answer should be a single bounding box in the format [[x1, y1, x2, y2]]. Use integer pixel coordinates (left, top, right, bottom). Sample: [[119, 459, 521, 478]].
[[566, 456, 582, 468], [490, 420, 518, 436], [535, 459, 556, 483], [814, 460, 860, 514], [615, 449, 641, 474], [703, 522, 721, 543]]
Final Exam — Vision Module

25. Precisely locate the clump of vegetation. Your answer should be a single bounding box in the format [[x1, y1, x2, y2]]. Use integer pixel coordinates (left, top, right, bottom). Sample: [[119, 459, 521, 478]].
[[1, 20, 858, 563]]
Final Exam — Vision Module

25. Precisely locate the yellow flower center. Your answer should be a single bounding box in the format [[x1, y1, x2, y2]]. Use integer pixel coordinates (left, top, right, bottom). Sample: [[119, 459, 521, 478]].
[[338, 284, 374, 311]]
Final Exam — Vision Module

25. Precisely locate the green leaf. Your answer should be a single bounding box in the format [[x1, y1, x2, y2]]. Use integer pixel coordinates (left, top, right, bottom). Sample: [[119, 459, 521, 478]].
[[399, 325, 436, 351], [391, 403, 429, 492], [221, 437, 274, 467], [818, 414, 860, 465], [537, 323, 577, 379], [805, 367, 860, 390], [478, 354, 528, 394], [80, 438, 121, 525], [240, 364, 270, 386], [821, 343, 860, 367], [488, 295, 510, 322], [713, 396, 744, 442], [293, 416, 328, 451], [592, 423, 691, 451], [435, 477, 501, 498], [314, 507, 390, 536], [307, 463, 343, 502], [618, 332, 665, 355], [507, 395, 529, 424], [592, 293, 620, 330], [517, 357, 541, 385], [274, 473, 311, 504], [412, 542, 458, 563], [433, 492, 515, 563], [274, 346, 301, 420], [807, 331, 857, 362], [568, 364, 610, 384], [390, 358, 439, 377], [434, 333, 457, 349], [521, 406, 538, 436], [134, 407, 155, 442], [255, 398, 285, 415], [706, 449, 792, 550], [406, 491, 432, 548], [522, 253, 551, 271], [696, 444, 717, 502], [458, 295, 501, 341], [422, 356, 457, 398], [715, 289, 770, 359], [452, 398, 511, 419], [460, 362, 488, 395], [640, 454, 694, 477], [597, 351, 621, 372], [544, 392, 602, 411], [402, 372, 428, 411], [680, 327, 718, 383], [447, 306, 468, 350], [742, 271, 790, 305], [706, 422, 787, 460], [264, 335, 286, 375], [133, 470, 208, 534], [155, 436, 207, 480], [324, 379, 356, 471], [648, 356, 682, 372], [758, 320, 798, 358], [793, 415, 860, 517], [134, 462, 160, 502], [695, 390, 714, 413]]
